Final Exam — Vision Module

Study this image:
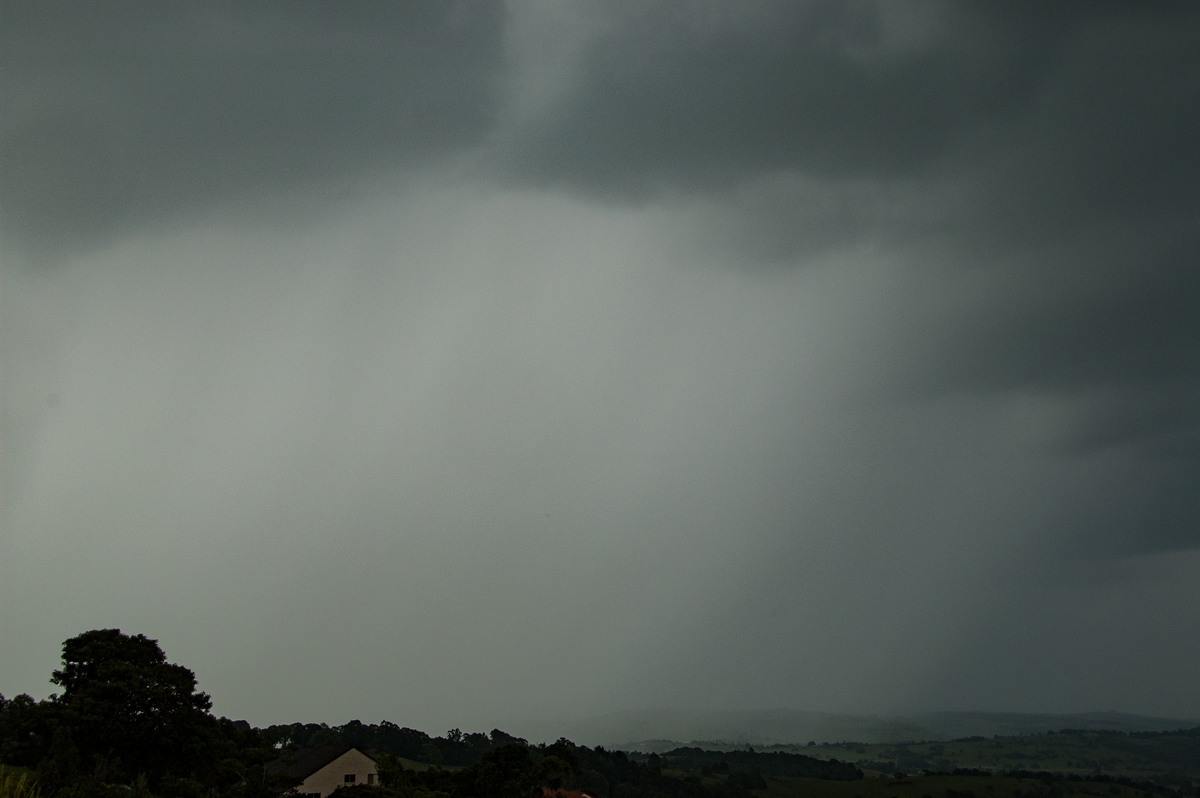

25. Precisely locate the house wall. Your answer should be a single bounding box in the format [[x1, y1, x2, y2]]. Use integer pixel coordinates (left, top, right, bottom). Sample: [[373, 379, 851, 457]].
[[295, 748, 379, 798]]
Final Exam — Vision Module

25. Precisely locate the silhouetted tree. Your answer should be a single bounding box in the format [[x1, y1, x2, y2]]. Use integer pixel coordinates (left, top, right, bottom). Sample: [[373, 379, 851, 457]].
[[49, 629, 220, 786]]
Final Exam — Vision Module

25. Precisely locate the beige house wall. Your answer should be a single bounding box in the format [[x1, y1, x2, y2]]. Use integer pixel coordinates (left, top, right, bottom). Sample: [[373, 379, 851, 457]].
[[294, 748, 378, 798]]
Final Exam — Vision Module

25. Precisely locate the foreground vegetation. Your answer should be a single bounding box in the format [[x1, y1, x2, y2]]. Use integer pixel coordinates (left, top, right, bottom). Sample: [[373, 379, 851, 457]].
[[0, 768, 41, 798], [2, 631, 1197, 798]]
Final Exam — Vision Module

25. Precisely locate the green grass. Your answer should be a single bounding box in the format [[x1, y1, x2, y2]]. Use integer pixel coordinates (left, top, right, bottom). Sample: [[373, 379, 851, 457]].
[[0, 768, 40, 798]]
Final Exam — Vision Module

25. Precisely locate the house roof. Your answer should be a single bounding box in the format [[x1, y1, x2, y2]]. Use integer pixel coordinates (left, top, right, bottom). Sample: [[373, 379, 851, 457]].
[[266, 745, 377, 781]]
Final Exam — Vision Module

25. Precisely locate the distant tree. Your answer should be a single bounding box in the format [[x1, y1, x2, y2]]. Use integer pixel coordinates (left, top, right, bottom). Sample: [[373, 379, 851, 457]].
[[576, 768, 609, 797], [418, 742, 444, 766], [539, 738, 580, 788], [454, 744, 539, 798], [342, 720, 371, 749], [0, 693, 53, 767], [374, 753, 407, 788], [539, 755, 572, 789]]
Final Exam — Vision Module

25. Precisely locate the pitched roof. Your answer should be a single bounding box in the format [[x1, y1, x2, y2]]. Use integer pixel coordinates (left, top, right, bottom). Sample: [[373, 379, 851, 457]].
[[266, 745, 377, 781]]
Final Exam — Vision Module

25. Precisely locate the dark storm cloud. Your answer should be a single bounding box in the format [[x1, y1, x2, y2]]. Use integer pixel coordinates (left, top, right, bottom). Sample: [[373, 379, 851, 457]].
[[917, 1, 1200, 399], [500, 1, 1200, 557], [502, 1, 1089, 194], [0, 0, 506, 259], [504, 2, 1198, 214]]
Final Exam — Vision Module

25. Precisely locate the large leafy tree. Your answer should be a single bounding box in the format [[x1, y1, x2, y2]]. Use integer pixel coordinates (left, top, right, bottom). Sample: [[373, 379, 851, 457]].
[[50, 629, 219, 785]]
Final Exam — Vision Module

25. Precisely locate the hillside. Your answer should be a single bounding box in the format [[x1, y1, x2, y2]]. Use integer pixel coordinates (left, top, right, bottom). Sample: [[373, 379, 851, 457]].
[[543, 709, 1198, 751], [759, 727, 1200, 779]]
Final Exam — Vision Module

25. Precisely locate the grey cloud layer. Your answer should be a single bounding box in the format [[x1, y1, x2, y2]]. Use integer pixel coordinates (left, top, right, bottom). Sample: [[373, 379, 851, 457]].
[[503, 2, 1096, 191], [1, 1, 505, 258], [494, 1, 1200, 558]]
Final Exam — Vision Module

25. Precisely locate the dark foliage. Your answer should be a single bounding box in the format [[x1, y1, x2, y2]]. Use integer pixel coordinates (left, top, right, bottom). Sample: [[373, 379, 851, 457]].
[[0, 630, 276, 798], [48, 629, 219, 784], [657, 746, 862, 780], [6, 630, 1197, 798]]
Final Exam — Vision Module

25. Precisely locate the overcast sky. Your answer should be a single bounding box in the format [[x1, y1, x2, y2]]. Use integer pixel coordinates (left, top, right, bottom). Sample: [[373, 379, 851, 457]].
[[3, 1, 1199, 737]]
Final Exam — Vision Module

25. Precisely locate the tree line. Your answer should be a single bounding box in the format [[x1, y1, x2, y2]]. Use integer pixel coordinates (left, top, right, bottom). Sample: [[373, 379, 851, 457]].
[[1, 629, 861, 798]]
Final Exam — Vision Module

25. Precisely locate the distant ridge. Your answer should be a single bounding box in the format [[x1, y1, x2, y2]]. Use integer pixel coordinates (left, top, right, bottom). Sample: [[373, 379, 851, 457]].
[[528, 709, 1199, 750], [525, 708, 931, 748], [905, 710, 1200, 740]]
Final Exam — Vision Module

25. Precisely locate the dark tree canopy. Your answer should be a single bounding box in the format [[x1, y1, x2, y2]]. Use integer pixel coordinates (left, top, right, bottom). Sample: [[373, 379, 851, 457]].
[[49, 629, 218, 784]]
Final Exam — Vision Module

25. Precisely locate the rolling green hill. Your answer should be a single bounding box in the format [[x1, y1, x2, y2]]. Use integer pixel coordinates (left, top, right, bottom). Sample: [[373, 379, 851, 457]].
[[765, 728, 1200, 779]]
